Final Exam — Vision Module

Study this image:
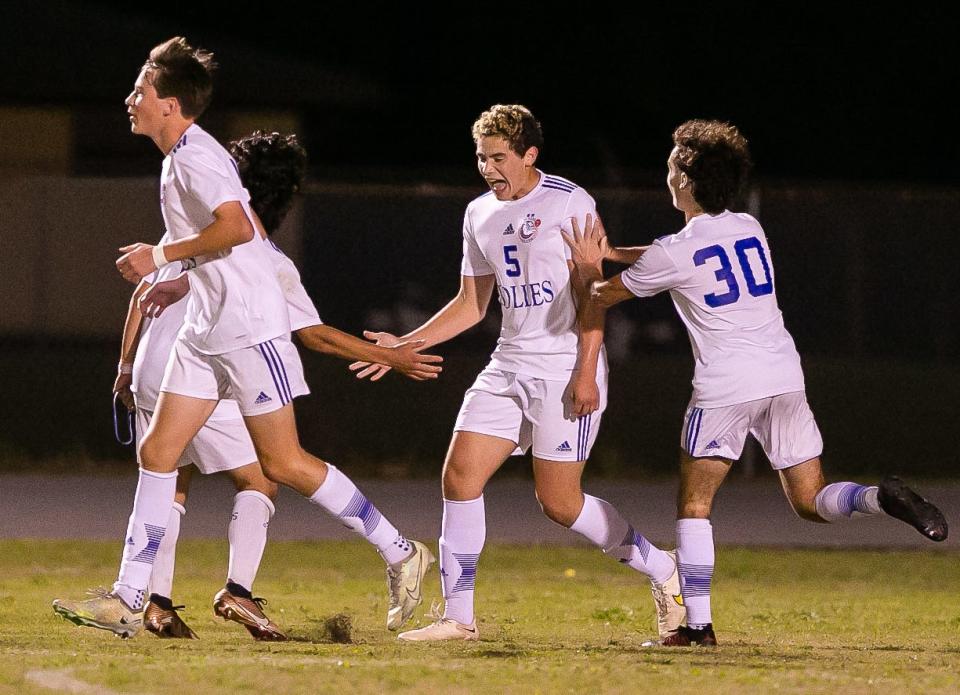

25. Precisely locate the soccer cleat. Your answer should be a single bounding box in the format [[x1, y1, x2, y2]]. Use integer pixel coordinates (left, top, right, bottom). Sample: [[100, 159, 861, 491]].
[[878, 476, 948, 542], [386, 540, 436, 631], [52, 587, 143, 639], [213, 587, 287, 641], [398, 603, 479, 642], [650, 550, 686, 640], [661, 623, 718, 647], [143, 596, 198, 639]]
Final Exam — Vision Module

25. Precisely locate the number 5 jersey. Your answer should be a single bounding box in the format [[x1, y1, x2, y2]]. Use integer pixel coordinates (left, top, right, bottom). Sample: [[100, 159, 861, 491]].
[[621, 210, 805, 408], [460, 172, 604, 381]]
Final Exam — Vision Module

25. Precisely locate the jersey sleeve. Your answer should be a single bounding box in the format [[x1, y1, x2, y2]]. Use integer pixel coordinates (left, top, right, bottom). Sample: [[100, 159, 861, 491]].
[[460, 208, 495, 276], [269, 242, 323, 330], [620, 240, 684, 297], [560, 187, 599, 262], [172, 150, 247, 216]]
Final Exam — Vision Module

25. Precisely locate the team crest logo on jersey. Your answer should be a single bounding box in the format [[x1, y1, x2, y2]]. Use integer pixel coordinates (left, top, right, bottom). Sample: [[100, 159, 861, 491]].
[[503, 223, 515, 235], [519, 213, 541, 243]]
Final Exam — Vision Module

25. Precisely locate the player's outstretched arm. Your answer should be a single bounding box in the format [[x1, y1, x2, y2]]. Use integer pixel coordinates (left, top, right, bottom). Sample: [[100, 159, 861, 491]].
[[590, 274, 635, 308], [116, 201, 254, 283], [114, 279, 152, 411], [349, 273, 496, 381], [605, 245, 649, 265], [296, 324, 443, 381], [138, 273, 190, 318]]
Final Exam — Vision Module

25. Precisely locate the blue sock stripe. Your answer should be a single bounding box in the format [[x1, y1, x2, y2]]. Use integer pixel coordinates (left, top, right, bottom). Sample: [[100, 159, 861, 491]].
[[634, 531, 652, 563], [451, 552, 480, 593], [678, 562, 713, 597], [264, 340, 293, 402], [338, 490, 383, 535], [131, 523, 166, 564], [837, 483, 870, 517]]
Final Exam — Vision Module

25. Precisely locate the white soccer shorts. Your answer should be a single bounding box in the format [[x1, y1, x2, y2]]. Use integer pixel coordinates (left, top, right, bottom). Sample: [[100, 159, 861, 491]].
[[160, 334, 309, 416], [681, 391, 824, 470], [135, 408, 258, 474], [454, 366, 607, 462]]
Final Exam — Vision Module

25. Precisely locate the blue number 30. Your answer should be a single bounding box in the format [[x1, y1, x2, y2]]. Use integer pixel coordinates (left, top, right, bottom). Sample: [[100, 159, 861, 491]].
[[693, 236, 773, 307]]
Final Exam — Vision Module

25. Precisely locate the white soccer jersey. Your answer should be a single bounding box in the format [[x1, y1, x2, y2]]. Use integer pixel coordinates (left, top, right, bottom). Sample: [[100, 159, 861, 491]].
[[159, 124, 290, 355], [264, 237, 322, 331], [461, 171, 600, 380], [621, 210, 805, 407], [132, 234, 321, 418]]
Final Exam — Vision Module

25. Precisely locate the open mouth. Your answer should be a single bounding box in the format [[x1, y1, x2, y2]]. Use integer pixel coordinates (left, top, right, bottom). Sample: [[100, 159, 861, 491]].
[[487, 179, 507, 194]]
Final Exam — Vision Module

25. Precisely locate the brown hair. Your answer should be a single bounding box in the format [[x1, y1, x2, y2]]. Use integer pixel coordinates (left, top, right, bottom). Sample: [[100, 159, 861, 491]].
[[672, 119, 752, 214], [145, 37, 217, 119]]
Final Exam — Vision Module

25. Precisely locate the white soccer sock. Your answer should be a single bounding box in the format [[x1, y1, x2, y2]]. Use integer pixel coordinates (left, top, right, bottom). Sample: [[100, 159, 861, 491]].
[[308, 463, 412, 565], [227, 490, 275, 591], [149, 501, 185, 599], [571, 494, 676, 584], [440, 496, 485, 625], [676, 518, 714, 629], [114, 468, 178, 610], [814, 482, 882, 522]]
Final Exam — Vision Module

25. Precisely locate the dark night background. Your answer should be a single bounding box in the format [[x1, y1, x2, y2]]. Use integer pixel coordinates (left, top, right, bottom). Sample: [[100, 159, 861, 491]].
[[1, 3, 957, 475], [3, 3, 957, 183]]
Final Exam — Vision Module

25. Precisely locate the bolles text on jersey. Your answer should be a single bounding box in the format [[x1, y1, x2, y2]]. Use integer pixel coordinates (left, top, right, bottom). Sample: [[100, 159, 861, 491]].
[[498, 280, 555, 309]]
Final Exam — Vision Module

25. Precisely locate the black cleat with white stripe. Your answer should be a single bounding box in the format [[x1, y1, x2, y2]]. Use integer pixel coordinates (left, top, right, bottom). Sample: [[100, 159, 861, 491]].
[[878, 476, 948, 542]]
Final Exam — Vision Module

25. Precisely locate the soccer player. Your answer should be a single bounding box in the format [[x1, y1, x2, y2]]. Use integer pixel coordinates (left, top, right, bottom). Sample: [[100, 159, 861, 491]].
[[350, 105, 684, 642], [564, 119, 949, 646], [109, 131, 417, 641], [52, 38, 437, 638]]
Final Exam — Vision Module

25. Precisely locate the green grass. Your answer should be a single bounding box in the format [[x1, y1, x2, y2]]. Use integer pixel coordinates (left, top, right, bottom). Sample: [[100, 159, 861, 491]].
[[2, 541, 959, 694]]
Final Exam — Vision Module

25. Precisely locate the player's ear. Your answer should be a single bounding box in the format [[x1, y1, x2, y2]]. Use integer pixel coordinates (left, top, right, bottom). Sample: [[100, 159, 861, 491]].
[[523, 146, 539, 166], [679, 172, 690, 190], [160, 96, 180, 118]]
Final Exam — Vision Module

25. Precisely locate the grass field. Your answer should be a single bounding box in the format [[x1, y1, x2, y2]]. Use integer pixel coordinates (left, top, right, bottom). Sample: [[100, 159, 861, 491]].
[[1, 540, 958, 694]]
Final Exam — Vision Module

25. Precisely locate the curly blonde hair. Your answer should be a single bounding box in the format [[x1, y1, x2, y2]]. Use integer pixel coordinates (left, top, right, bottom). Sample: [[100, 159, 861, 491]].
[[471, 104, 543, 156]]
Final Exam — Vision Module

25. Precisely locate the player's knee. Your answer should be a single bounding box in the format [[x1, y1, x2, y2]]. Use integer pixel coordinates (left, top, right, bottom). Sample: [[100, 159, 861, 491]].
[[677, 498, 712, 519], [441, 463, 483, 500], [138, 434, 178, 473], [234, 475, 279, 501], [535, 490, 579, 527]]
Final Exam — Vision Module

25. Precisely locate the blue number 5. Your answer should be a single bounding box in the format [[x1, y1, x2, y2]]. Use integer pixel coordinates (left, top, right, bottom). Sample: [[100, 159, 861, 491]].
[[693, 245, 739, 307], [503, 245, 521, 277]]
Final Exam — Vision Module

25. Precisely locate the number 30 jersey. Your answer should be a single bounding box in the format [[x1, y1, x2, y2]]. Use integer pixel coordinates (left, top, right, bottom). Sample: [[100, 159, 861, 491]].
[[622, 210, 805, 407], [461, 171, 599, 380]]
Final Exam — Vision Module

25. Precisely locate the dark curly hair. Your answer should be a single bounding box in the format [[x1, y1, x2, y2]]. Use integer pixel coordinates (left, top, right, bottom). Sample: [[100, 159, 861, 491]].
[[672, 120, 752, 214], [229, 131, 307, 235], [471, 104, 544, 156], [145, 37, 217, 119]]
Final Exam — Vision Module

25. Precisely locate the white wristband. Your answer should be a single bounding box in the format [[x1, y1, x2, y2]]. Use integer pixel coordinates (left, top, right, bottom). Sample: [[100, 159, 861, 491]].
[[118, 362, 133, 374], [151, 244, 169, 269]]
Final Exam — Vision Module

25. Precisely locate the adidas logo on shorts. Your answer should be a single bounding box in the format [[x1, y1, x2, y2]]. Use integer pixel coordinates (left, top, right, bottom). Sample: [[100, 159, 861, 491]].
[[555, 441, 572, 453], [704, 439, 720, 450], [254, 392, 272, 405]]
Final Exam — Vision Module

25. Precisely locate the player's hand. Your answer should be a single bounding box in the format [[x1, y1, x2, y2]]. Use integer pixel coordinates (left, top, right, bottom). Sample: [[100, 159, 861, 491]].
[[564, 369, 600, 418], [561, 214, 608, 271], [383, 339, 444, 381], [117, 243, 157, 284], [113, 372, 135, 411], [139, 275, 190, 318], [349, 330, 400, 381]]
